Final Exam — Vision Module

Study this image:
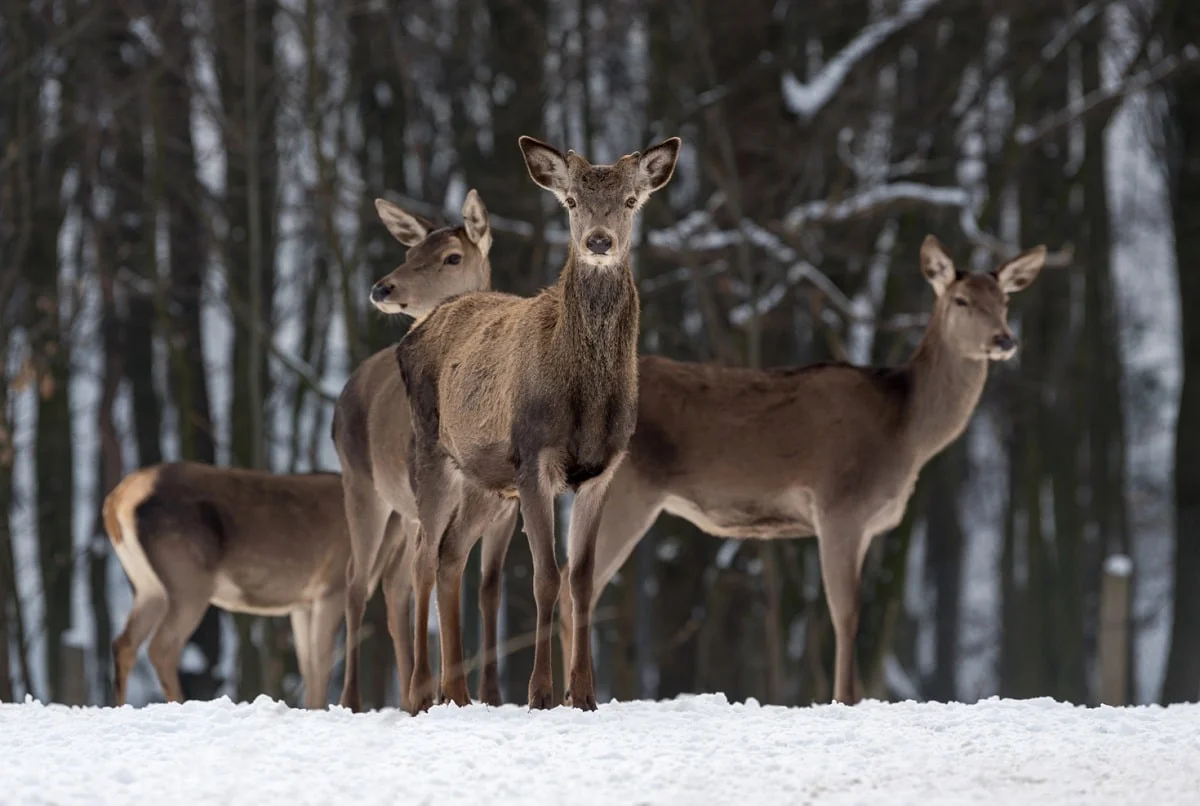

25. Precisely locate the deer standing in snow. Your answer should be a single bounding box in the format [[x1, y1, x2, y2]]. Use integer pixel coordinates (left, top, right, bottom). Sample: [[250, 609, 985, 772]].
[[397, 136, 681, 712], [105, 462, 357, 708], [553, 235, 1046, 704], [332, 189, 513, 713]]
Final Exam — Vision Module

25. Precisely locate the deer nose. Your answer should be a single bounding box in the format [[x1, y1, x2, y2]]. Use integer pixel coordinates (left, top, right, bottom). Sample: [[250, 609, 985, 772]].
[[994, 333, 1017, 352], [586, 232, 612, 255], [370, 282, 393, 302]]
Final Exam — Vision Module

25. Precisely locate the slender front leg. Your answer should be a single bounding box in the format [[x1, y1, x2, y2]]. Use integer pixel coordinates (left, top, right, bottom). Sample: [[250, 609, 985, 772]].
[[338, 483, 391, 713], [562, 464, 621, 711], [409, 450, 461, 714], [435, 534, 472, 707], [816, 517, 868, 705], [518, 478, 561, 709], [306, 591, 347, 710], [478, 502, 517, 706], [379, 522, 415, 712], [408, 529, 437, 715]]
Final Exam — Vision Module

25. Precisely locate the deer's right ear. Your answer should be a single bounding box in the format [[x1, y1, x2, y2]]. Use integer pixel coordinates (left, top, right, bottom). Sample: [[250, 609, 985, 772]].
[[519, 136, 570, 195], [375, 199, 430, 247], [920, 234, 957, 297], [460, 189, 492, 256]]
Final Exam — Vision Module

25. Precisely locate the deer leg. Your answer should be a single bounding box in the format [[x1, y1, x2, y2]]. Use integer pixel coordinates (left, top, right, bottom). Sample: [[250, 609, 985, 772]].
[[435, 527, 472, 707], [289, 606, 314, 707], [816, 520, 867, 705], [337, 486, 391, 713], [518, 478, 561, 710], [379, 523, 415, 712], [111, 586, 168, 707], [147, 590, 212, 703], [559, 466, 664, 703], [303, 592, 344, 711], [478, 502, 517, 707], [562, 467, 622, 711], [409, 453, 460, 715]]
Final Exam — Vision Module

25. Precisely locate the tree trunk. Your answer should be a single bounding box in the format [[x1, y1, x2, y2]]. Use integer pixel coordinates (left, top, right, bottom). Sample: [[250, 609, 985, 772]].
[[1162, 0, 1200, 704], [154, 2, 222, 701]]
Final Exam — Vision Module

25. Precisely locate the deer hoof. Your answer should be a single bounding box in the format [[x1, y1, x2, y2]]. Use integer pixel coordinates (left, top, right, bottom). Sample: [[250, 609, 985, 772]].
[[406, 691, 433, 716], [479, 679, 503, 708], [439, 681, 471, 708], [528, 685, 555, 710], [566, 690, 597, 712], [338, 692, 363, 714]]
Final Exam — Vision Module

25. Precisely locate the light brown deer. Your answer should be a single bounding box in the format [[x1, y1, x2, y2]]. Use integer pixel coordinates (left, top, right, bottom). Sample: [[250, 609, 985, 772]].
[[333, 189, 516, 713], [554, 235, 1046, 704], [396, 135, 681, 712], [104, 462, 362, 709]]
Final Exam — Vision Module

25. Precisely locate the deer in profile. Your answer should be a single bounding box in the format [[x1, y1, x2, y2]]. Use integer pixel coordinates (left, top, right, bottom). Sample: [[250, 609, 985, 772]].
[[333, 189, 516, 713], [104, 462, 358, 709], [554, 235, 1046, 704], [397, 135, 681, 712]]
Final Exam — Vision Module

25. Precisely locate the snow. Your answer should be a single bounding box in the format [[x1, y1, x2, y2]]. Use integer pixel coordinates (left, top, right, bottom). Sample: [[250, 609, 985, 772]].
[[1104, 554, 1134, 577], [2, 695, 1197, 805], [781, 0, 941, 122]]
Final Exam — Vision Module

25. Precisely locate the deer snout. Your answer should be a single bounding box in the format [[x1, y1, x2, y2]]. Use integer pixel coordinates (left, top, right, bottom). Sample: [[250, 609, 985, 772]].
[[370, 282, 394, 303], [585, 231, 613, 255], [993, 332, 1017, 353]]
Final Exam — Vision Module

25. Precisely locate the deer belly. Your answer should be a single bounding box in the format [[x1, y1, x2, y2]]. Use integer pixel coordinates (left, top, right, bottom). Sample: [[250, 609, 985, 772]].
[[210, 571, 321, 617], [663, 492, 817, 539]]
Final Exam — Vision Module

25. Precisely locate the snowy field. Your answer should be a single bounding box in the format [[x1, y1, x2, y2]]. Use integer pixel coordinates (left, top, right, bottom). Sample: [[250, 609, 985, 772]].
[[1, 695, 1197, 806]]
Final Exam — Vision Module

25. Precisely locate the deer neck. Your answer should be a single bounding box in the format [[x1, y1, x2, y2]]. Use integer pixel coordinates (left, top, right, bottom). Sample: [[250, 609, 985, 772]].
[[902, 323, 988, 463], [555, 247, 639, 356]]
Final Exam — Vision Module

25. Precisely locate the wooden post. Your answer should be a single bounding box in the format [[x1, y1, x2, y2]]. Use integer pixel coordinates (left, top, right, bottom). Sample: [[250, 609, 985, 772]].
[[59, 638, 88, 706], [1099, 554, 1132, 706]]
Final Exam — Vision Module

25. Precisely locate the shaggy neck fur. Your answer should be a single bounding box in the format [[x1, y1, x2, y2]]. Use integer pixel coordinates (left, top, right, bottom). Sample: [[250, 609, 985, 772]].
[[555, 246, 639, 360]]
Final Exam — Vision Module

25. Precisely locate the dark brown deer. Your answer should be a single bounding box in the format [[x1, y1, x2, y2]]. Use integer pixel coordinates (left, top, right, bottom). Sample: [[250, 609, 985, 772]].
[[397, 135, 681, 712], [554, 235, 1046, 704], [104, 462, 365, 709], [333, 189, 515, 713]]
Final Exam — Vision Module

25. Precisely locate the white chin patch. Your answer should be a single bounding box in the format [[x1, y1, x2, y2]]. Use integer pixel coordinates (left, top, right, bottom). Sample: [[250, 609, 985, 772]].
[[988, 346, 1017, 361], [371, 299, 409, 315], [578, 252, 620, 269]]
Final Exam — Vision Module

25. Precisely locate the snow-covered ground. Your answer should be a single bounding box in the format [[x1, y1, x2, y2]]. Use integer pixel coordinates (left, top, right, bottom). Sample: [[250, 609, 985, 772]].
[[1, 695, 1197, 805]]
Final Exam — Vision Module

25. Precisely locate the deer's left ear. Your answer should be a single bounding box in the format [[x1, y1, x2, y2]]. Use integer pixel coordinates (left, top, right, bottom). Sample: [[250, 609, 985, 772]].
[[460, 189, 492, 256], [993, 245, 1046, 294], [919, 234, 957, 297], [635, 137, 681, 195]]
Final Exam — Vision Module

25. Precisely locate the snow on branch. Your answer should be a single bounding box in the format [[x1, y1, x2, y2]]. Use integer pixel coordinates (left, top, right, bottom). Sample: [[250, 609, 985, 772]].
[[783, 183, 969, 232], [780, 0, 941, 122], [1016, 45, 1200, 147], [781, 182, 1073, 267]]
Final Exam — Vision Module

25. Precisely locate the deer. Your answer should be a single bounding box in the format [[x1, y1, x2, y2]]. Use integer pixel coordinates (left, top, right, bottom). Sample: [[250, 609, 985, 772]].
[[552, 235, 1046, 705], [396, 135, 681, 713], [104, 462, 360, 709], [332, 188, 517, 713]]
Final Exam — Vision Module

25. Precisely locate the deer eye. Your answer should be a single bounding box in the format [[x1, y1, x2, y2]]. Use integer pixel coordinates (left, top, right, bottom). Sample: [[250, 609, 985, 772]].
[[625, 196, 637, 208], [444, 254, 462, 265], [954, 297, 969, 307], [565, 197, 577, 209]]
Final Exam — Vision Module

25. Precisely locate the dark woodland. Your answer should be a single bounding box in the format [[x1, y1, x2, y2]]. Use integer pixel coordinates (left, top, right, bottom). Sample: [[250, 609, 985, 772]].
[[1, 0, 1198, 709]]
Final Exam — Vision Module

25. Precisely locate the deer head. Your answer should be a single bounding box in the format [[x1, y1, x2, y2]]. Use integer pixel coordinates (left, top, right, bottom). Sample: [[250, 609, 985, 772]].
[[369, 189, 493, 319], [518, 135, 681, 269], [920, 234, 1046, 361]]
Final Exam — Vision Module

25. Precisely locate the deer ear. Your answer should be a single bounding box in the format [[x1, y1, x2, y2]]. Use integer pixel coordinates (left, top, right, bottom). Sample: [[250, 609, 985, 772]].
[[519, 136, 570, 195], [460, 189, 492, 256], [994, 245, 1046, 294], [636, 137, 681, 194], [375, 198, 430, 247], [919, 234, 957, 297]]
